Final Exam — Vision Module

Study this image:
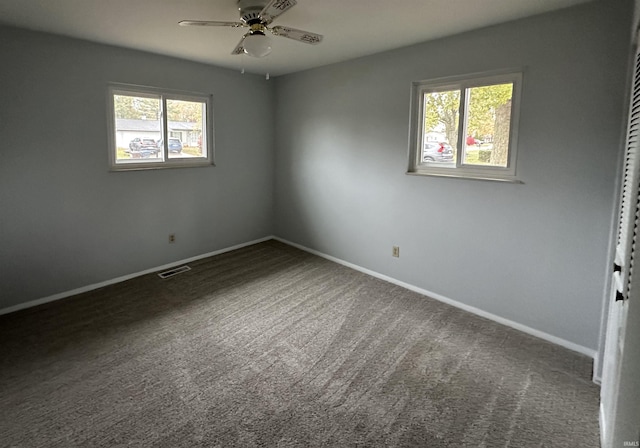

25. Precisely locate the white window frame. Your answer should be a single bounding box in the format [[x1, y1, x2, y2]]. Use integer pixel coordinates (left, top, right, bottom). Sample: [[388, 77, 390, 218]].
[[107, 83, 214, 171], [407, 70, 523, 183]]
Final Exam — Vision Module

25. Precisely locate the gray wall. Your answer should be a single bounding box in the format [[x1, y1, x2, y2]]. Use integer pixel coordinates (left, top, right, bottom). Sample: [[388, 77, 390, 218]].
[[273, 0, 631, 351], [0, 27, 275, 310]]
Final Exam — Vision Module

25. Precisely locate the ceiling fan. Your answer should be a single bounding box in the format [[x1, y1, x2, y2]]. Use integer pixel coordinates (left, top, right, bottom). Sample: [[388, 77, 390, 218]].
[[179, 0, 323, 58]]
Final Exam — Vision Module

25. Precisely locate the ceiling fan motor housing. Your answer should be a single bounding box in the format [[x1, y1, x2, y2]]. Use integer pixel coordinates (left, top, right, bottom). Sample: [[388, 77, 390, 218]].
[[237, 0, 270, 24]]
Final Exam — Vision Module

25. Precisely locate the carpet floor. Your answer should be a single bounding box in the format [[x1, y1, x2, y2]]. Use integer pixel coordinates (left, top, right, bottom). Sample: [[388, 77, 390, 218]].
[[0, 240, 600, 447]]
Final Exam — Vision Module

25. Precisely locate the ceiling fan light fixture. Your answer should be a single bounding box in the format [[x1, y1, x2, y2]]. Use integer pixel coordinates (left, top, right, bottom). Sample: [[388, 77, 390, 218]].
[[180, 0, 323, 59], [243, 32, 272, 58]]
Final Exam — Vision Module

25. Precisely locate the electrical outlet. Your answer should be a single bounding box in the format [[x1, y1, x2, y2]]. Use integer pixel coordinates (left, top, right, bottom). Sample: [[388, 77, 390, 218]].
[[392, 246, 400, 258], [169, 234, 176, 244]]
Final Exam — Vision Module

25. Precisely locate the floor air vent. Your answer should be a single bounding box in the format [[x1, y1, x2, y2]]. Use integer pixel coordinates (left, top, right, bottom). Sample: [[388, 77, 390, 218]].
[[158, 265, 191, 279]]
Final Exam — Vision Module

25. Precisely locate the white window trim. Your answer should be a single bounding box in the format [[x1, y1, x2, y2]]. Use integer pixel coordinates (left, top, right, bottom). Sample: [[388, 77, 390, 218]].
[[407, 69, 523, 183], [107, 83, 215, 171]]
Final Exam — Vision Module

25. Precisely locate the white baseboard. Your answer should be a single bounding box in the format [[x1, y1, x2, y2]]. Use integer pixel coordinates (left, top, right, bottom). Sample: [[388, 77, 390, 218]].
[[274, 236, 597, 360], [2, 234, 598, 363], [0, 236, 274, 316], [593, 352, 603, 385]]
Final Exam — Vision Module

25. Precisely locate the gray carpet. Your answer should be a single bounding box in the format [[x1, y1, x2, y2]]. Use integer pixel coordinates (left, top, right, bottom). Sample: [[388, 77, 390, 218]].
[[0, 240, 600, 447]]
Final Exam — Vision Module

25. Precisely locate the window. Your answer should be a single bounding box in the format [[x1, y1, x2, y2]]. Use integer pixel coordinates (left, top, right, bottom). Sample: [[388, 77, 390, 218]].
[[107, 84, 214, 170], [408, 70, 522, 182]]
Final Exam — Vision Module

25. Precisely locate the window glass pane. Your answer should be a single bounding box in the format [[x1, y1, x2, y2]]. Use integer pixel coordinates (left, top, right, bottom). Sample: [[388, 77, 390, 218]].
[[113, 94, 163, 164], [421, 90, 459, 167], [463, 83, 513, 167], [166, 99, 207, 160]]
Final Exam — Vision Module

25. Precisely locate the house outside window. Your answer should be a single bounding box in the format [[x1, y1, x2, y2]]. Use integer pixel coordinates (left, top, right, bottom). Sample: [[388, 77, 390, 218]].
[[107, 84, 214, 170], [408, 70, 523, 182]]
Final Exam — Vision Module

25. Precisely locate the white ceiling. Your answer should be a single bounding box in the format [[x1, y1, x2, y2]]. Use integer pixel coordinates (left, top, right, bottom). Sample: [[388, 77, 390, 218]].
[[0, 0, 592, 77]]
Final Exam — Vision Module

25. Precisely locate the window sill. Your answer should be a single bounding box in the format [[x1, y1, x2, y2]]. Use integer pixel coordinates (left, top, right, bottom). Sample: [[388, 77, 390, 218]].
[[110, 160, 214, 171], [406, 170, 524, 184]]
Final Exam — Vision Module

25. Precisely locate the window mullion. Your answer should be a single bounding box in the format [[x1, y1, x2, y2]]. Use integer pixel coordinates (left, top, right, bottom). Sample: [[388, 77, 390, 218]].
[[456, 87, 468, 168], [161, 97, 169, 160]]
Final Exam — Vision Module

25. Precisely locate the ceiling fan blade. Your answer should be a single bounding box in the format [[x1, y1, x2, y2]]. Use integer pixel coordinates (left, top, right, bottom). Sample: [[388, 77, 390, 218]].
[[179, 20, 244, 28], [259, 0, 297, 24], [271, 26, 322, 44], [231, 35, 248, 55]]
